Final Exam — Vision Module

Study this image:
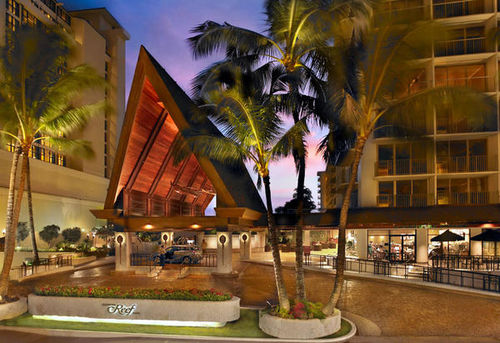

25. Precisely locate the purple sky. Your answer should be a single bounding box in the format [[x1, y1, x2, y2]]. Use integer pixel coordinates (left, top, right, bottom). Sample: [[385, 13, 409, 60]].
[[63, 0, 327, 210]]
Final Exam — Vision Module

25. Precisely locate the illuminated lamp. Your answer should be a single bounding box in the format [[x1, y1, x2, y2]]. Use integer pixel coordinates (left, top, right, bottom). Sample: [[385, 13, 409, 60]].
[[144, 224, 154, 230], [191, 224, 201, 229], [481, 223, 495, 228], [32, 315, 224, 327]]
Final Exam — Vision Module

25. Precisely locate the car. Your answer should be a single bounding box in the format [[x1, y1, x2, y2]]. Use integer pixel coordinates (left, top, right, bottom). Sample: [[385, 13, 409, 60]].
[[151, 245, 202, 265]]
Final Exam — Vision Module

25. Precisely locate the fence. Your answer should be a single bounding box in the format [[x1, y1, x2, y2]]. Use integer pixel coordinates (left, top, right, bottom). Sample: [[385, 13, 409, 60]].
[[431, 255, 500, 271], [14, 255, 73, 279], [130, 252, 217, 269], [423, 267, 500, 292]]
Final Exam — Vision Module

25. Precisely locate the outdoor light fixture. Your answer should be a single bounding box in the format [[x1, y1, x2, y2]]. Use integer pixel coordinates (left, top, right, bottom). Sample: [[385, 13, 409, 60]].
[[32, 315, 225, 327], [191, 224, 201, 229], [144, 224, 153, 230]]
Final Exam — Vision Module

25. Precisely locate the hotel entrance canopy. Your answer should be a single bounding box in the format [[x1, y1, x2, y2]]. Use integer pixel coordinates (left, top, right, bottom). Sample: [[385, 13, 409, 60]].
[[92, 47, 266, 231]]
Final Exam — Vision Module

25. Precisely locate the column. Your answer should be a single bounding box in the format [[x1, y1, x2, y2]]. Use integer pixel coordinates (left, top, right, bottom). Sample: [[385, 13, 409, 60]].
[[216, 231, 233, 273], [303, 230, 311, 247], [470, 228, 482, 256], [416, 228, 428, 264], [239, 231, 251, 260], [161, 232, 174, 247], [354, 229, 367, 259], [115, 232, 131, 271]]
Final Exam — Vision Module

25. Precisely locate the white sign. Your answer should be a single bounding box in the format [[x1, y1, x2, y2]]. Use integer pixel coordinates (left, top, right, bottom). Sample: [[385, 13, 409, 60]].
[[104, 303, 137, 316]]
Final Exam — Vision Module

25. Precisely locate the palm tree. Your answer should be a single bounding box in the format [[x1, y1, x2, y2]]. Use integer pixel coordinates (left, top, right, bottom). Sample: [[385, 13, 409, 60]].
[[0, 25, 107, 299], [189, 0, 371, 301], [181, 67, 307, 311], [319, 12, 495, 315]]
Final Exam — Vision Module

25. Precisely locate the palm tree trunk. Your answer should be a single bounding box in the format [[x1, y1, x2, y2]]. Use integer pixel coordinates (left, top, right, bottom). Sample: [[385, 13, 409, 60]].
[[263, 175, 290, 311], [26, 158, 39, 264], [294, 155, 306, 301], [0, 149, 28, 298], [322, 135, 367, 315]]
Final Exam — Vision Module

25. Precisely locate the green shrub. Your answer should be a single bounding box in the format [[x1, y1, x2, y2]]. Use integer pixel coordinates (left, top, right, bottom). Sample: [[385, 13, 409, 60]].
[[40, 225, 60, 247], [269, 300, 326, 320], [62, 227, 81, 244], [34, 286, 232, 301]]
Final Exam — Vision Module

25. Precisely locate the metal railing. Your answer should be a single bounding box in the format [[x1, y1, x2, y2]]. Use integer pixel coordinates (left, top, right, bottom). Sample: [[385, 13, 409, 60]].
[[435, 75, 492, 92], [435, 37, 487, 57], [433, 0, 485, 18], [377, 194, 432, 208], [437, 191, 497, 205], [431, 254, 500, 271], [436, 155, 491, 173], [375, 4, 428, 25], [423, 267, 500, 292], [14, 255, 73, 279], [130, 252, 217, 268], [376, 159, 428, 176]]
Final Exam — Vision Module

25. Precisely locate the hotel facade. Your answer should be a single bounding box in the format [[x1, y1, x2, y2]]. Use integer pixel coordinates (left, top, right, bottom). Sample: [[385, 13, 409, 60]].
[[317, 0, 500, 263], [0, 1, 129, 247]]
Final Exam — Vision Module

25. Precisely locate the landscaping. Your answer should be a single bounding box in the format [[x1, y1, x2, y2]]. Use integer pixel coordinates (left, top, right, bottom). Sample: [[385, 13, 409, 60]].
[[0, 309, 353, 339]]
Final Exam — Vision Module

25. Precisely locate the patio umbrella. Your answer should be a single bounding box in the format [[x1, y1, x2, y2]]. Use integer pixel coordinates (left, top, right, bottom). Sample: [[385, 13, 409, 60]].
[[471, 229, 500, 256], [431, 229, 465, 255]]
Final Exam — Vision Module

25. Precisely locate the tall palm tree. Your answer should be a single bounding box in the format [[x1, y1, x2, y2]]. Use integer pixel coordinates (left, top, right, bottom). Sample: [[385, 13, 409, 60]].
[[0, 25, 107, 299], [181, 67, 307, 311], [320, 13, 495, 314], [189, 0, 371, 300]]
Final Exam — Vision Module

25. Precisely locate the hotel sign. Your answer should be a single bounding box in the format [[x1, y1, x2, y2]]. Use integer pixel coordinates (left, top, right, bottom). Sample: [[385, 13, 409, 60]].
[[103, 303, 137, 316]]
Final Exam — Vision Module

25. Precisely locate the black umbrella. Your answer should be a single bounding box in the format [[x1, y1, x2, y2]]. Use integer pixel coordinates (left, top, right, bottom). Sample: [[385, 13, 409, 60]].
[[471, 229, 500, 256], [431, 230, 465, 255]]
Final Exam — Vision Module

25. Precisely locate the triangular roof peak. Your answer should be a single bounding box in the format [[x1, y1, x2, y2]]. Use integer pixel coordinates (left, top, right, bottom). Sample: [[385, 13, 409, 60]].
[[104, 46, 266, 217]]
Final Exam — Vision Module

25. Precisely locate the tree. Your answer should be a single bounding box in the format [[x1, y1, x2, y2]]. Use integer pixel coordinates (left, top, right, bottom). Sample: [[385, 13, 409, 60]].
[[62, 227, 82, 245], [39, 225, 60, 248], [276, 187, 316, 214], [92, 225, 115, 247], [189, 0, 370, 301], [0, 25, 107, 298], [319, 11, 495, 315], [180, 66, 307, 311], [16, 222, 29, 243]]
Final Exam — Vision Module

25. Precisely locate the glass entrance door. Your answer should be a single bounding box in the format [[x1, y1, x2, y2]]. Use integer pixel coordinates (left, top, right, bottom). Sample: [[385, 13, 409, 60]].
[[389, 234, 416, 262]]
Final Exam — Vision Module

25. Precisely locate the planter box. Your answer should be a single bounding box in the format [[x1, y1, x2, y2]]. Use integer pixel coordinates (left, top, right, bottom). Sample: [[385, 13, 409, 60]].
[[28, 294, 240, 325], [0, 297, 27, 321], [259, 309, 341, 339]]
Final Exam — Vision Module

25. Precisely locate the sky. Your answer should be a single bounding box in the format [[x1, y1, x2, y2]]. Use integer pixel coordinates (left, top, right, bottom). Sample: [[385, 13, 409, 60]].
[[63, 0, 328, 210]]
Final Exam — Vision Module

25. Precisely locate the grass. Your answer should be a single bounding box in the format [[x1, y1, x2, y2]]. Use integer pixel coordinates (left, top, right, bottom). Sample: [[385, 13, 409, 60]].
[[1, 310, 352, 339]]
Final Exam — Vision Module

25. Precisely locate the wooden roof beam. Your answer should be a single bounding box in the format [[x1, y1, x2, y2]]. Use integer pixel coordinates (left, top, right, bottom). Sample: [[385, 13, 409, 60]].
[[148, 132, 181, 196], [165, 156, 190, 201], [124, 109, 169, 191]]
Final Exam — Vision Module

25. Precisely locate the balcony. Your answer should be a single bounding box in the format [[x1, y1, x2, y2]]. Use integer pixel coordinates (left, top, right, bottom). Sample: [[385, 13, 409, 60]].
[[436, 117, 497, 133], [434, 75, 492, 92], [437, 155, 494, 173], [377, 194, 432, 207], [434, 37, 487, 57], [376, 159, 429, 176], [433, 0, 486, 19], [437, 191, 497, 205], [375, 5, 428, 25]]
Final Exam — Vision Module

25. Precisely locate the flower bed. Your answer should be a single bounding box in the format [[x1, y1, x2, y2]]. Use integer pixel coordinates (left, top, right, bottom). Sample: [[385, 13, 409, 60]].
[[269, 300, 326, 319], [35, 286, 232, 301], [0, 297, 27, 321], [29, 287, 239, 325]]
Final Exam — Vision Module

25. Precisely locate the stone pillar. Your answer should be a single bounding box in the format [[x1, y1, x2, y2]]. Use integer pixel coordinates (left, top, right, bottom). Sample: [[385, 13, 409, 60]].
[[416, 228, 428, 264], [239, 231, 251, 260], [161, 232, 174, 247], [216, 231, 233, 274], [196, 232, 205, 249], [115, 232, 131, 271], [470, 228, 482, 256], [354, 229, 367, 259], [303, 230, 311, 247]]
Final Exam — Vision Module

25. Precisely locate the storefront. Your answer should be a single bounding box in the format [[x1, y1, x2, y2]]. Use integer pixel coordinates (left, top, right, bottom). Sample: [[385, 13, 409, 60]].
[[428, 229, 469, 256], [368, 229, 416, 262]]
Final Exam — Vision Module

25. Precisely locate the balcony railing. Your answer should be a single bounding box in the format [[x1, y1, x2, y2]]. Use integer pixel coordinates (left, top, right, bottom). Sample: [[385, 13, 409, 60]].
[[433, 0, 485, 18], [436, 155, 492, 173], [436, 117, 497, 133], [376, 159, 429, 176], [437, 191, 497, 205], [434, 75, 491, 92], [375, 4, 428, 25], [434, 37, 487, 57], [377, 194, 432, 208]]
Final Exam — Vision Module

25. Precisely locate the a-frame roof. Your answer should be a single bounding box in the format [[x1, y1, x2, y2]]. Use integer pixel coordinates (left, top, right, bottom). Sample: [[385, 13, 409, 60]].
[[104, 46, 266, 215]]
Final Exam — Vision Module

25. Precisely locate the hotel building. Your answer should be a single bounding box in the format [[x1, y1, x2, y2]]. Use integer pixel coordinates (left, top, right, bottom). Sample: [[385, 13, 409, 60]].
[[317, 0, 500, 262], [0, 1, 129, 247]]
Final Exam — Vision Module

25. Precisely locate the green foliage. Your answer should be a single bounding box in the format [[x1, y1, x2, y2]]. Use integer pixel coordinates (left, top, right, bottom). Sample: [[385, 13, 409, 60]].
[[270, 299, 326, 319], [16, 222, 29, 242], [136, 232, 161, 242], [34, 286, 232, 301], [61, 227, 81, 244], [92, 225, 114, 239], [275, 187, 316, 213], [39, 225, 60, 247], [77, 238, 92, 254]]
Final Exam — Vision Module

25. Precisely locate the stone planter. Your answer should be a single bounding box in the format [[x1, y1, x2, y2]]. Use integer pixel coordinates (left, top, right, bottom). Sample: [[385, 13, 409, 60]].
[[0, 297, 27, 321], [259, 309, 341, 339], [28, 294, 240, 325]]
